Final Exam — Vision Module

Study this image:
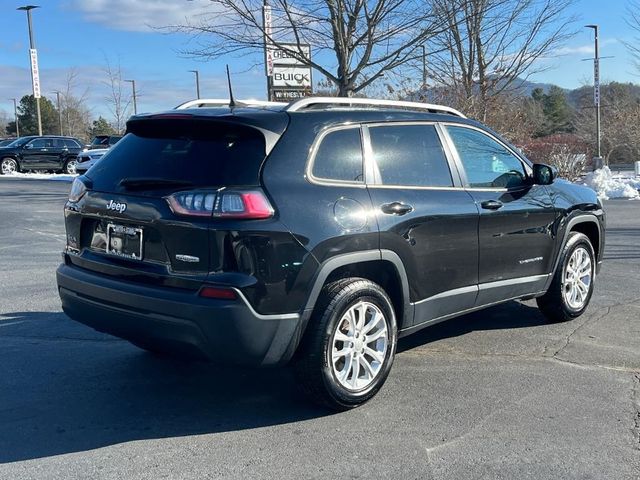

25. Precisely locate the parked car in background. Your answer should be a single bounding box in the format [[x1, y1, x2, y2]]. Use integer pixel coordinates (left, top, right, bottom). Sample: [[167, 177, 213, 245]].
[[86, 135, 122, 150], [0, 135, 83, 175], [75, 148, 109, 174]]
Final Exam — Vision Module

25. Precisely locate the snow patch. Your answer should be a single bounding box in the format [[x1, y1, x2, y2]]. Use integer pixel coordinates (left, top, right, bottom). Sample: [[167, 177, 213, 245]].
[[582, 167, 640, 200], [5, 172, 77, 182]]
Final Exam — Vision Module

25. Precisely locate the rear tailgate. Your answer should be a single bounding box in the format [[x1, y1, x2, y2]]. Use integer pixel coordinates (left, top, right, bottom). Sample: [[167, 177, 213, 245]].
[[64, 112, 289, 290]]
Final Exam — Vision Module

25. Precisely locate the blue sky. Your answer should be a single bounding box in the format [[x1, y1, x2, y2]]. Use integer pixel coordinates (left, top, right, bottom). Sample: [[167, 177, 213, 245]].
[[0, 0, 637, 124]]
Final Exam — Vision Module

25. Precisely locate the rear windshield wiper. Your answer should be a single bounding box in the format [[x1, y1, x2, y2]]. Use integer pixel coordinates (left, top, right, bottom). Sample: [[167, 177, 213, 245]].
[[119, 178, 195, 190]]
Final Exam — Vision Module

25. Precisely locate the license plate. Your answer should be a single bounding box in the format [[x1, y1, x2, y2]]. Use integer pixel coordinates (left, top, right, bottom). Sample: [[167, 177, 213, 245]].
[[106, 224, 143, 260]]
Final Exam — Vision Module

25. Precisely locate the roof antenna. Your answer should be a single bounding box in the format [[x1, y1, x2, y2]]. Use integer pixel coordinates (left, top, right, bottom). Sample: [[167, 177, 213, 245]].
[[226, 65, 236, 108]]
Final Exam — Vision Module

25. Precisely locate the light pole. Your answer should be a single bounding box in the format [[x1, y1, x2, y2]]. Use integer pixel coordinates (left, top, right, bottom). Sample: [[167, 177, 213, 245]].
[[125, 79, 137, 114], [189, 70, 201, 99], [586, 24, 602, 164], [53, 90, 63, 135], [17, 5, 42, 136], [9, 99, 20, 137]]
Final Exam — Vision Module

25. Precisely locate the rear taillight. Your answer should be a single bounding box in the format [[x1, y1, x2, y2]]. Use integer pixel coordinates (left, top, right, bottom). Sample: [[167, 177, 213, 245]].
[[166, 191, 216, 217], [166, 189, 274, 219]]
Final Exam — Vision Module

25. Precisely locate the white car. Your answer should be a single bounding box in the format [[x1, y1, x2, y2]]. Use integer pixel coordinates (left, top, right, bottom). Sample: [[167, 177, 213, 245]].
[[75, 148, 109, 174]]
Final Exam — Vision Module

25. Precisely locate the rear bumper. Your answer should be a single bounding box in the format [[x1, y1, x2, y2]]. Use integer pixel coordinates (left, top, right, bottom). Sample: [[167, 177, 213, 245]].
[[56, 262, 302, 366]]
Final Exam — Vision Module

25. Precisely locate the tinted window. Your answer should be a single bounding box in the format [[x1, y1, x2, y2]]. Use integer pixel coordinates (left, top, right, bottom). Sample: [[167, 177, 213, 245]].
[[63, 139, 80, 148], [28, 138, 50, 148], [369, 124, 452, 187], [312, 128, 363, 182], [446, 126, 526, 188], [88, 120, 267, 194]]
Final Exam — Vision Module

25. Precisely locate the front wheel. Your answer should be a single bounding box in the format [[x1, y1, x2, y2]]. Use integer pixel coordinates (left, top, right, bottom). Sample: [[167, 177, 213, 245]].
[[294, 278, 398, 410], [537, 232, 596, 322], [1, 157, 19, 175]]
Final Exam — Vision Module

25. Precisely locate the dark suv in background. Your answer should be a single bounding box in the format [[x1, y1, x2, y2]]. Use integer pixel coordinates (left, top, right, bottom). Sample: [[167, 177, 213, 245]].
[[56, 97, 605, 409], [0, 135, 83, 174]]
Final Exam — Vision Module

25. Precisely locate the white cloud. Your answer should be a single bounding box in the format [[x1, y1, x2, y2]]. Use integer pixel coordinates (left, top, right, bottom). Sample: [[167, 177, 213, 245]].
[[553, 38, 619, 57], [65, 0, 215, 32]]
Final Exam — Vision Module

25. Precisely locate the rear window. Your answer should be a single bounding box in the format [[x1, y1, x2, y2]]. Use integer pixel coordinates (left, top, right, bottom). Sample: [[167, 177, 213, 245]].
[[88, 120, 267, 193], [311, 127, 363, 183]]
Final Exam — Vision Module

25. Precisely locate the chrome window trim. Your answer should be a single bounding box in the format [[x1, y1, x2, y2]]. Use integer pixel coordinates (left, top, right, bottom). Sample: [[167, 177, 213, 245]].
[[305, 123, 367, 188], [361, 121, 462, 189], [439, 122, 533, 189]]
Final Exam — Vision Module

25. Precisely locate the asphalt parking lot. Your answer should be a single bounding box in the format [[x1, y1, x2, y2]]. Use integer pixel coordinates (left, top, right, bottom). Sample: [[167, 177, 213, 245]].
[[0, 178, 638, 480]]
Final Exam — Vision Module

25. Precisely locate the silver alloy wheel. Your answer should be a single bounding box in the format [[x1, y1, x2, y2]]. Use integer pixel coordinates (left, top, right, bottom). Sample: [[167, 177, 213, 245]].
[[1, 158, 17, 175], [65, 159, 77, 174], [563, 246, 592, 310], [330, 300, 389, 391]]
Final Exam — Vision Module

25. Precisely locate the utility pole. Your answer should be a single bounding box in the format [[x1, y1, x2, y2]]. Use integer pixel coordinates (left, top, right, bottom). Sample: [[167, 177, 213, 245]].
[[125, 79, 137, 114], [586, 24, 602, 165], [54, 90, 62, 135], [18, 5, 42, 136], [189, 70, 201, 98], [10, 98, 20, 137]]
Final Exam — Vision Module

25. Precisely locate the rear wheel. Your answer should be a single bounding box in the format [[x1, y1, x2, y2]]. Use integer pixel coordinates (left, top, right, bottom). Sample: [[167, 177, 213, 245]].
[[537, 232, 595, 322], [1, 157, 18, 175], [294, 278, 397, 410], [63, 158, 77, 175]]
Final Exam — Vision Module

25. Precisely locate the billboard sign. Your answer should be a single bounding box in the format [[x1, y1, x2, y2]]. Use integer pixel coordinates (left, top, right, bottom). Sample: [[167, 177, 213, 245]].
[[272, 65, 312, 89], [29, 48, 41, 99]]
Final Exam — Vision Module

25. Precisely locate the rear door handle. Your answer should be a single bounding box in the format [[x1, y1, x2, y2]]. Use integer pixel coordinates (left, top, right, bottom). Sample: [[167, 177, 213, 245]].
[[381, 202, 413, 216], [480, 200, 503, 210]]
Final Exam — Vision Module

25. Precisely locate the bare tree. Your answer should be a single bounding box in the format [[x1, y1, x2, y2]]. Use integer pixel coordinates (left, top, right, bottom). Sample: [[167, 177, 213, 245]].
[[166, 0, 454, 96], [574, 82, 640, 164], [103, 56, 132, 133], [429, 0, 576, 121], [60, 68, 92, 141], [625, 0, 640, 71]]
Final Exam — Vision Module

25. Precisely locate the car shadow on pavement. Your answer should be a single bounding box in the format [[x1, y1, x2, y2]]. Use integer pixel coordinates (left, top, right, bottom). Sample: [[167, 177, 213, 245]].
[[0, 302, 543, 463]]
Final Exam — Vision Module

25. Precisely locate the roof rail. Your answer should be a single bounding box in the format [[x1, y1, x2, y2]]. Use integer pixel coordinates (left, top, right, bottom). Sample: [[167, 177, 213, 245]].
[[284, 96, 466, 118], [175, 98, 288, 110]]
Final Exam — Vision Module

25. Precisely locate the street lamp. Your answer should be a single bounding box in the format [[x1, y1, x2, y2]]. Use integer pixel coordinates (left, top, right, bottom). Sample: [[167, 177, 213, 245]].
[[124, 79, 137, 114], [585, 24, 602, 164], [17, 5, 42, 136], [189, 70, 201, 99], [9, 98, 19, 137], [53, 90, 63, 135]]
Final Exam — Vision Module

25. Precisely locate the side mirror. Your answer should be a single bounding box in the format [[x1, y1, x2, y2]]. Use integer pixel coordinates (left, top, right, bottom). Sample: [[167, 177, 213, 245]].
[[532, 163, 555, 185]]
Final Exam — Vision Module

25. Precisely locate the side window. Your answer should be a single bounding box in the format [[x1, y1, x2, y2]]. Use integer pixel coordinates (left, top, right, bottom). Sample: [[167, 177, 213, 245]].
[[312, 127, 363, 183], [63, 139, 79, 148], [368, 124, 453, 187], [446, 126, 527, 189], [28, 138, 47, 149]]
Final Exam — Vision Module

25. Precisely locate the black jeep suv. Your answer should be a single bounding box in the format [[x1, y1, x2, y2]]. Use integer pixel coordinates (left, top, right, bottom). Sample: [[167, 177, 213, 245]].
[[56, 97, 605, 409], [0, 135, 83, 174]]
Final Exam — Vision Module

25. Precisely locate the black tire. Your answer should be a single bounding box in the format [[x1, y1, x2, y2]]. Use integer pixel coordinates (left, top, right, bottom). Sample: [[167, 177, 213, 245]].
[[294, 277, 398, 410], [537, 232, 596, 323], [0, 157, 19, 175]]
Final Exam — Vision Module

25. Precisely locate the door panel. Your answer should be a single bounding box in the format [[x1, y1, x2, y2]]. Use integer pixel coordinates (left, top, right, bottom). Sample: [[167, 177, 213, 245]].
[[22, 138, 55, 169], [443, 124, 557, 305], [364, 123, 479, 326]]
